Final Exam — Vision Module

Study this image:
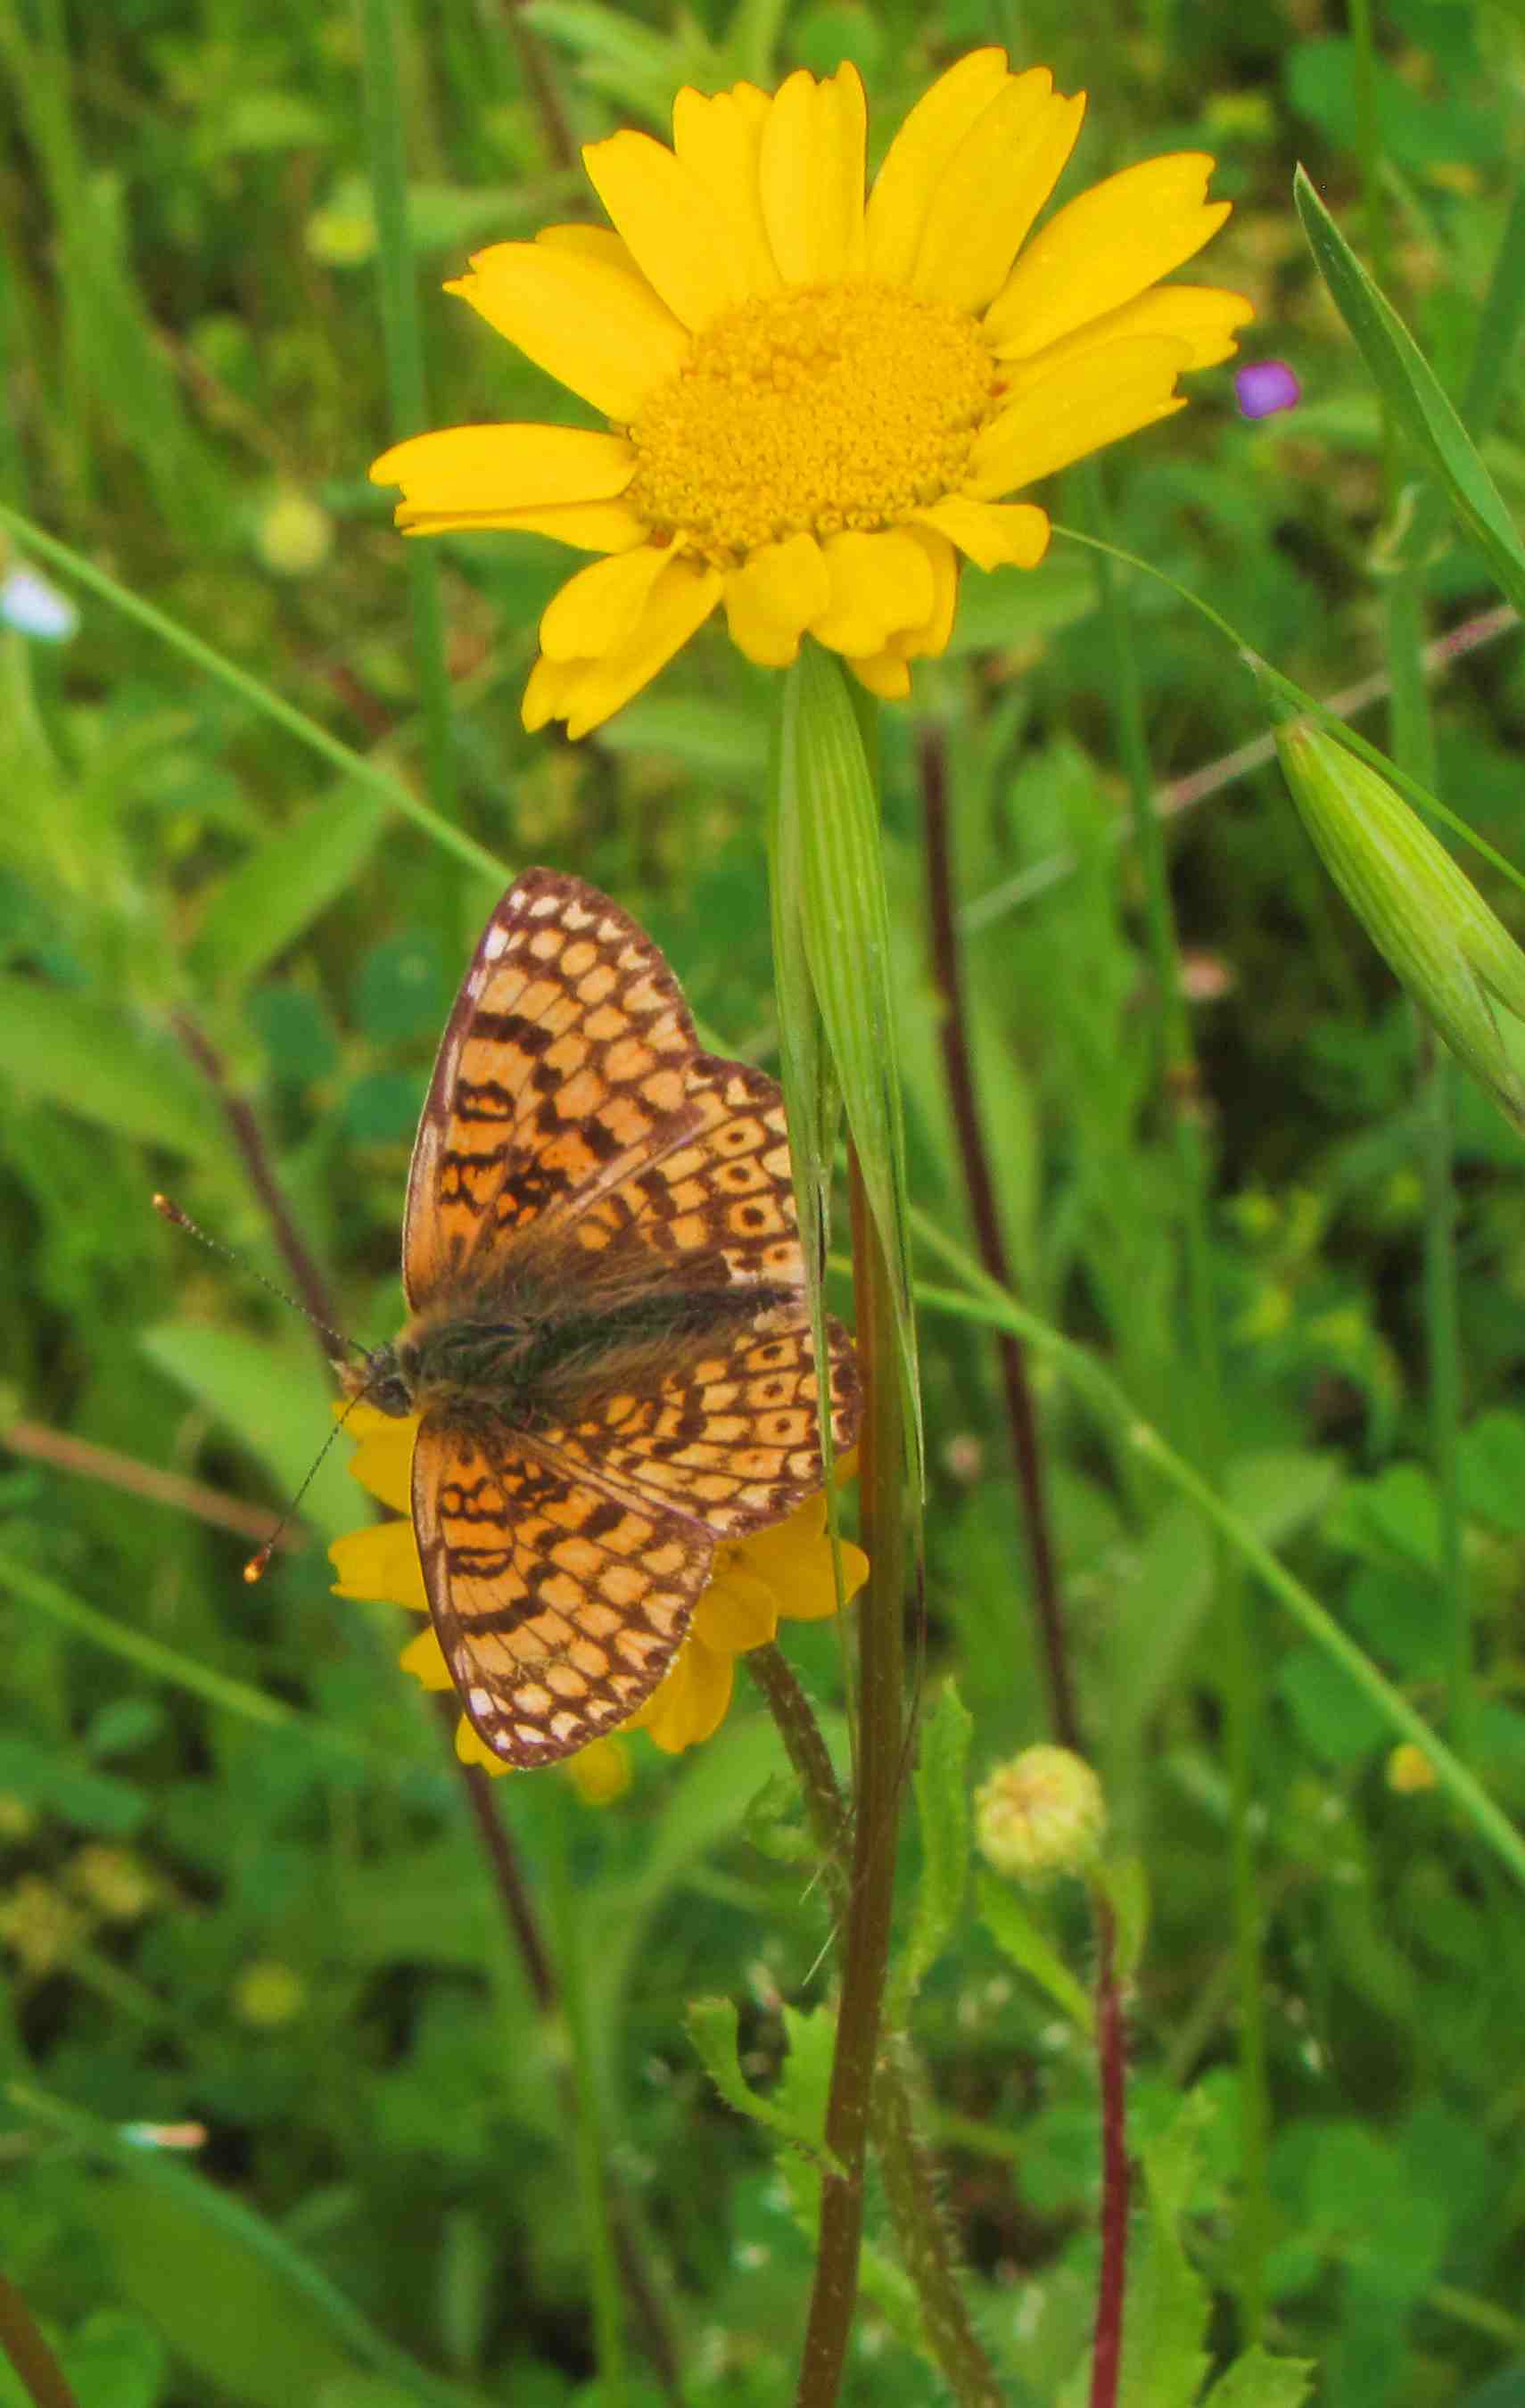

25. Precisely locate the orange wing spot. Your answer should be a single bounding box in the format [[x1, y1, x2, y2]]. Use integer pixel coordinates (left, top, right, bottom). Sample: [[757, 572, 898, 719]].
[[606, 1036, 656, 1082], [561, 939, 599, 977], [670, 1213, 706, 1250], [601, 1093, 655, 1146], [530, 927, 565, 961], [578, 965, 619, 1004], [599, 1564, 646, 1607], [547, 1033, 591, 1076], [641, 1068, 685, 1113]]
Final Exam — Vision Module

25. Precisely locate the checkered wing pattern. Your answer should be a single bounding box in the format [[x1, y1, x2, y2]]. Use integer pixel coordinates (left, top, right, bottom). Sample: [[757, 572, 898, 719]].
[[413, 1419, 711, 1766], [541, 1318, 860, 1541], [404, 869, 799, 1307]]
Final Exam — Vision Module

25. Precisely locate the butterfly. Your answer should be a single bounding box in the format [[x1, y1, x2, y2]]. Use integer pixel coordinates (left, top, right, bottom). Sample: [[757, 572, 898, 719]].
[[348, 869, 861, 1767]]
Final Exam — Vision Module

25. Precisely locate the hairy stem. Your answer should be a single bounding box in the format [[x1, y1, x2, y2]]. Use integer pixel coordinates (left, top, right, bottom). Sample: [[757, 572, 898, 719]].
[[795, 1151, 907, 2408]]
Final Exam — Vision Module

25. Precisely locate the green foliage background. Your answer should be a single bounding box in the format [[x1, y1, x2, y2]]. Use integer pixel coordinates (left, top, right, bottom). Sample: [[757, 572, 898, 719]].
[[3, 0, 1525, 2401]]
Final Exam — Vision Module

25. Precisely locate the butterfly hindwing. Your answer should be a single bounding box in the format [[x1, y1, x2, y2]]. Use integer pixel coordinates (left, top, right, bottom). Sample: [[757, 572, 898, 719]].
[[412, 1418, 713, 1766]]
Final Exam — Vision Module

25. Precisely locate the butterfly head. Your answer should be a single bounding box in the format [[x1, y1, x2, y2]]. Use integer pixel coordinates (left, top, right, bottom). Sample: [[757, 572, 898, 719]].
[[342, 1344, 416, 1420]]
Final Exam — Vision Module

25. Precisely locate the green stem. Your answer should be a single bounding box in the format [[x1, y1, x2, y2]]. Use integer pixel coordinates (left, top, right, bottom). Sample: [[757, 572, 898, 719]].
[[0, 503, 507, 889], [543, 1783, 627, 2397], [358, 0, 459, 833], [907, 1219, 1525, 1899], [1079, 458, 1267, 2339], [795, 1151, 907, 2408]]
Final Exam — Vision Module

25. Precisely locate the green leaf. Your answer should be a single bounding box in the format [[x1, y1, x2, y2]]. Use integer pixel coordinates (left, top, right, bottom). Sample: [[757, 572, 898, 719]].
[[886, 1682, 972, 2020], [0, 1737, 146, 1836], [1457, 1411, 1525, 1535], [59, 2311, 169, 2408], [0, 977, 226, 1161], [1202, 2347, 1317, 2408], [1117, 2096, 1214, 2408], [1293, 169, 1525, 619], [685, 1998, 845, 2173], [977, 1871, 1093, 2031], [191, 790, 385, 994], [139, 1322, 359, 1542]]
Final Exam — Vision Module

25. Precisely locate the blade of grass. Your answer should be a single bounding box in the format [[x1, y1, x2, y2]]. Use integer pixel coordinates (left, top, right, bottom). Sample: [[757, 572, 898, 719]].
[[0, 503, 508, 890], [8, 2083, 494, 2408], [1294, 168, 1525, 619], [359, 0, 459, 836]]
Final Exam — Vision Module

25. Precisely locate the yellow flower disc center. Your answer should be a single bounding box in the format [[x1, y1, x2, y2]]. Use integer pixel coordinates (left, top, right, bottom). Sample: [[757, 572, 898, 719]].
[[623, 281, 998, 562]]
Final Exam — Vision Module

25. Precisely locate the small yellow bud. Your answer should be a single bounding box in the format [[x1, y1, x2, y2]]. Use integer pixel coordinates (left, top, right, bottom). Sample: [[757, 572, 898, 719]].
[[1387, 1742, 1438, 1794], [256, 491, 334, 578], [976, 1746, 1107, 1885], [234, 1960, 308, 2027], [68, 1844, 155, 1921], [0, 1876, 83, 1976]]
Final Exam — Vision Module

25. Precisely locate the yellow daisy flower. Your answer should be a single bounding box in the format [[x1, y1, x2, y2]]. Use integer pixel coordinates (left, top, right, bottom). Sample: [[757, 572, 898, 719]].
[[329, 1402, 868, 1779], [371, 49, 1249, 736]]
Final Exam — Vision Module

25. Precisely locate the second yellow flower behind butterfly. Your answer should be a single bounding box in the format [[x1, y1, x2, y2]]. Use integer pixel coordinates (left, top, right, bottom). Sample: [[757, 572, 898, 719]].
[[330, 1404, 867, 1780], [372, 49, 1250, 736]]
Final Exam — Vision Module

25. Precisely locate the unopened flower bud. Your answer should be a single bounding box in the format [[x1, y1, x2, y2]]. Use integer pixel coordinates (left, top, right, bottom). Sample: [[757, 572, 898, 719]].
[[1278, 723, 1525, 1139], [976, 1746, 1106, 1885]]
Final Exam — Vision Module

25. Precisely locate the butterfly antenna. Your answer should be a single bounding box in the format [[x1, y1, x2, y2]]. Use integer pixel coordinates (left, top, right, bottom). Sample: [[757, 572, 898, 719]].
[[243, 1388, 373, 1585], [152, 1194, 363, 1363]]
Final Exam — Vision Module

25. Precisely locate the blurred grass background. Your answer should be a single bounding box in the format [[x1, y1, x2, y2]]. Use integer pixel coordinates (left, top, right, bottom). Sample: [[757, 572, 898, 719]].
[[4, 0, 1525, 2401]]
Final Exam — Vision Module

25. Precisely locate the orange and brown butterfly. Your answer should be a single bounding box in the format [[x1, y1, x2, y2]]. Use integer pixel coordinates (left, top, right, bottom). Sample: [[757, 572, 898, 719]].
[[343, 868, 861, 1769]]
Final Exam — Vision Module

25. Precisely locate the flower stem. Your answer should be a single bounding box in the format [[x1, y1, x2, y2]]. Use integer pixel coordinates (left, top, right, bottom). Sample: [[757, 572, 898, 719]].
[[795, 1149, 906, 2408], [1080, 458, 1268, 2338], [0, 2270, 82, 2408], [919, 717, 1076, 1747], [1087, 1895, 1129, 2408], [746, 1646, 1002, 2408]]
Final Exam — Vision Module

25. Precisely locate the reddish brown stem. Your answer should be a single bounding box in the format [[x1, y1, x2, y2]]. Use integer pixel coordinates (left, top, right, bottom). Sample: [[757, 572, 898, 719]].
[[919, 724, 1079, 1749], [1089, 1896, 1130, 2408], [172, 1011, 343, 1367], [2, 1419, 307, 1552]]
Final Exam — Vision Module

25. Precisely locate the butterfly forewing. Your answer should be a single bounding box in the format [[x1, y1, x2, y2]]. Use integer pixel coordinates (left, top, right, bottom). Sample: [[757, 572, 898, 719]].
[[396, 868, 861, 1767], [404, 870, 704, 1307]]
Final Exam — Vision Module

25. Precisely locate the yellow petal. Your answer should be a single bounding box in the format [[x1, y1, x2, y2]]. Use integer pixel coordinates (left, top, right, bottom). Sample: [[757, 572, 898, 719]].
[[886, 526, 960, 663], [535, 222, 638, 269], [865, 47, 1011, 286], [847, 650, 912, 700], [456, 1715, 512, 1776], [812, 528, 935, 656], [983, 153, 1231, 358], [399, 1625, 453, 1688], [371, 425, 636, 515], [778, 1537, 869, 1620], [759, 64, 867, 284], [969, 334, 1191, 497], [525, 557, 723, 738], [913, 496, 1050, 571], [329, 1518, 427, 1610], [539, 544, 672, 664], [722, 532, 830, 666], [911, 81, 1086, 317], [396, 498, 649, 553], [565, 1736, 632, 1804], [695, 1563, 779, 1653], [581, 129, 748, 331], [345, 1413, 416, 1513], [448, 242, 689, 420], [672, 83, 782, 299], [992, 283, 1255, 386], [635, 1637, 734, 1752]]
